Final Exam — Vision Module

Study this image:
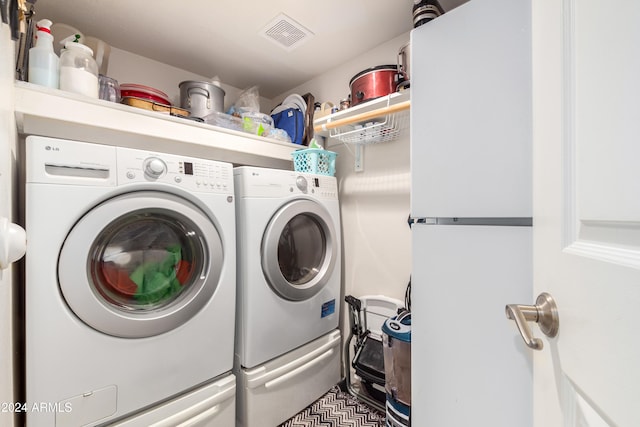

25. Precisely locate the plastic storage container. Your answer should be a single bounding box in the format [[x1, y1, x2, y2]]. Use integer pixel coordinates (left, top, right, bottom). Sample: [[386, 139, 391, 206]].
[[241, 111, 273, 137], [271, 108, 304, 144], [59, 41, 99, 98], [98, 75, 120, 103], [291, 149, 337, 176], [203, 111, 243, 131], [28, 19, 59, 88]]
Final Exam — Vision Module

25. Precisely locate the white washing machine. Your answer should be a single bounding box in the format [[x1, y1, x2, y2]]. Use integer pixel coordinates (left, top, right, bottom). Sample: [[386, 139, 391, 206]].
[[234, 166, 342, 426], [24, 136, 236, 426]]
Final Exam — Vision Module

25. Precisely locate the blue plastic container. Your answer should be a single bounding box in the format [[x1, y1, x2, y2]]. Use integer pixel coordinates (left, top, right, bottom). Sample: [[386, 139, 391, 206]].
[[385, 395, 410, 427], [272, 107, 304, 144], [382, 311, 411, 426], [291, 148, 337, 176]]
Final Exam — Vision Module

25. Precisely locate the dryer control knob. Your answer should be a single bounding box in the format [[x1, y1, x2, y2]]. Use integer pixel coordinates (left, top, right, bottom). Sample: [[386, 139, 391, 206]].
[[144, 157, 166, 178], [296, 176, 308, 193]]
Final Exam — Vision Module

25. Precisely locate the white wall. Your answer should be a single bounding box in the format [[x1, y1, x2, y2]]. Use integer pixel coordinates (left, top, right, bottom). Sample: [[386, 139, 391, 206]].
[[276, 32, 413, 307], [107, 47, 272, 113], [271, 31, 410, 111]]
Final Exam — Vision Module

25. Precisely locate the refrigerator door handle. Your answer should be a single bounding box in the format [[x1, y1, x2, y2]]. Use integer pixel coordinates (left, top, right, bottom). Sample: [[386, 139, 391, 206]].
[[407, 216, 437, 228], [408, 217, 532, 227], [505, 292, 559, 351]]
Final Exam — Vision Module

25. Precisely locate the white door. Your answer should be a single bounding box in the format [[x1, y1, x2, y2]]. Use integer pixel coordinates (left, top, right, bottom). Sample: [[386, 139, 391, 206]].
[[0, 24, 18, 427], [531, 0, 640, 425]]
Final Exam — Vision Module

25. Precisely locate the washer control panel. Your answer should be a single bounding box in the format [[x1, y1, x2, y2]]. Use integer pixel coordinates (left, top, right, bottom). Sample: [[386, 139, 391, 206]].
[[117, 147, 233, 194]]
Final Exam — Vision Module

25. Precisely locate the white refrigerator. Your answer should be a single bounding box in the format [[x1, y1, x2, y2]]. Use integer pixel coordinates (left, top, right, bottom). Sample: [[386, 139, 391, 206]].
[[410, 0, 533, 425]]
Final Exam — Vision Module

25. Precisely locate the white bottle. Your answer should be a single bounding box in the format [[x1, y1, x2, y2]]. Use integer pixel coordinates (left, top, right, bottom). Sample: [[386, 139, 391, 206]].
[[28, 19, 59, 88], [59, 41, 99, 98]]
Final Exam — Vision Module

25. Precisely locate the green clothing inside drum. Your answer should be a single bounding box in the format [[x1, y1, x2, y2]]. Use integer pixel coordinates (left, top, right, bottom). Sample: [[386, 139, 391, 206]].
[[130, 245, 183, 304]]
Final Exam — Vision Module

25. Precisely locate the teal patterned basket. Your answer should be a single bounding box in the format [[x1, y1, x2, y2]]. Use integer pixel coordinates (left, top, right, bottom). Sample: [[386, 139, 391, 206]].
[[291, 148, 337, 176]]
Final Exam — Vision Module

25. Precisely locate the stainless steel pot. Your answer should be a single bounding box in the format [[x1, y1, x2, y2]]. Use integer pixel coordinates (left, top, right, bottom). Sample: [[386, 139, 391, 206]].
[[398, 41, 411, 83], [179, 80, 225, 119]]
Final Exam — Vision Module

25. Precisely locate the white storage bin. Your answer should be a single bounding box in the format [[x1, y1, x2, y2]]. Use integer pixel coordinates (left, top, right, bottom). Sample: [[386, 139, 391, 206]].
[[236, 330, 341, 427]]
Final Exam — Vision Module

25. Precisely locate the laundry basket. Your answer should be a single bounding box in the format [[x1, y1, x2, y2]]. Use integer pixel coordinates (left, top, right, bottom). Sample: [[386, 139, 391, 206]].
[[291, 148, 337, 176]]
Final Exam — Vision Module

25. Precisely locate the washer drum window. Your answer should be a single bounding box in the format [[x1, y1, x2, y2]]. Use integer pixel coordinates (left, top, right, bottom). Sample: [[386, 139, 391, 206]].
[[58, 191, 224, 338]]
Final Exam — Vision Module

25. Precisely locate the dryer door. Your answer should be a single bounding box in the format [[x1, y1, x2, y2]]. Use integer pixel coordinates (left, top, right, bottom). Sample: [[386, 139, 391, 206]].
[[58, 191, 224, 338], [261, 199, 337, 301]]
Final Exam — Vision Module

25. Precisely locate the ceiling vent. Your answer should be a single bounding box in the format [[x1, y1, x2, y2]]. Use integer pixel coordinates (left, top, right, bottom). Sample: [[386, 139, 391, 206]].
[[260, 14, 314, 51]]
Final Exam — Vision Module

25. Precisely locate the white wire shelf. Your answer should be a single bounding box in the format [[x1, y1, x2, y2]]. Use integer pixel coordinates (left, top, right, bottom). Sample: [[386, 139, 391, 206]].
[[328, 109, 409, 144], [313, 91, 410, 172], [313, 90, 410, 145]]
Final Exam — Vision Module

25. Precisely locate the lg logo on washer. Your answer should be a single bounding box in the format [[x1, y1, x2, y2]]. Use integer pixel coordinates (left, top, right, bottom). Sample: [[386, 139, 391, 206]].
[[44, 145, 59, 151]]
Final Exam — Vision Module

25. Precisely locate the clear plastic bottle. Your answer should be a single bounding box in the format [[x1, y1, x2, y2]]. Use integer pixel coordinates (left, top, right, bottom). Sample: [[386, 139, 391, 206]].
[[28, 19, 59, 88], [59, 41, 99, 98]]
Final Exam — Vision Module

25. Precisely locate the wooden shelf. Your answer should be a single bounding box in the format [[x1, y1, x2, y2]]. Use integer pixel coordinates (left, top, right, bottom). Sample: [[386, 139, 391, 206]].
[[14, 81, 295, 169]]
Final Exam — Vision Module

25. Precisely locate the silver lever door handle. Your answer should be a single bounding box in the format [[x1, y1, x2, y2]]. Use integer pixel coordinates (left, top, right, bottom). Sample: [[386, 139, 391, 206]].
[[505, 292, 559, 350]]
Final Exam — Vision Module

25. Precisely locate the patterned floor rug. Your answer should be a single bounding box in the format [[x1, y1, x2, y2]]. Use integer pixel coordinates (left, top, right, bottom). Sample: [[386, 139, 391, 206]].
[[279, 386, 386, 427]]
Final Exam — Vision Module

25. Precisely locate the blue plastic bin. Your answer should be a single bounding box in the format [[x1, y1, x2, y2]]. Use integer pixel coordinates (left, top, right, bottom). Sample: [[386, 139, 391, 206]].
[[291, 148, 337, 176]]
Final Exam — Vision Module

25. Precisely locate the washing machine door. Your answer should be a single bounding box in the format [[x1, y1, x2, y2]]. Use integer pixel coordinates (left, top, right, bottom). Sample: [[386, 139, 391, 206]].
[[58, 191, 224, 338], [261, 199, 337, 301]]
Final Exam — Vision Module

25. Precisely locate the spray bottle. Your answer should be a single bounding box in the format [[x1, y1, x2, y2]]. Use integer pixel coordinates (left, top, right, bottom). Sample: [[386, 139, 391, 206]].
[[28, 19, 59, 89]]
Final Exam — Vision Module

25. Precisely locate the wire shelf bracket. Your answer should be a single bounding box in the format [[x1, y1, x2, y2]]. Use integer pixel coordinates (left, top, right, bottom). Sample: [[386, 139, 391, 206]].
[[313, 91, 410, 173]]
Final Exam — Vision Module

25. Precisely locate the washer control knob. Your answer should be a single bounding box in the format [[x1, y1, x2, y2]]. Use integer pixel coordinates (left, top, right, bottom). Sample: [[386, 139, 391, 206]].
[[144, 157, 166, 178], [296, 176, 308, 193]]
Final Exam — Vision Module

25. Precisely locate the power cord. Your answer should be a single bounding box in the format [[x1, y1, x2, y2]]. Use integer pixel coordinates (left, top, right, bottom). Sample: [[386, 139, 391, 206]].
[[404, 276, 411, 312]]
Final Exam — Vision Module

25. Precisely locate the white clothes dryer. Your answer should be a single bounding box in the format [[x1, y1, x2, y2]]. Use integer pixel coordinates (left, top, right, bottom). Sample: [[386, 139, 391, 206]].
[[233, 167, 342, 426], [233, 166, 342, 370], [24, 136, 236, 427]]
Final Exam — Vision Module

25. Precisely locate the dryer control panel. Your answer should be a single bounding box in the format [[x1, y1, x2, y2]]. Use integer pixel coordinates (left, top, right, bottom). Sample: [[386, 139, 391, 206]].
[[294, 174, 338, 199], [234, 166, 338, 199], [117, 147, 233, 195]]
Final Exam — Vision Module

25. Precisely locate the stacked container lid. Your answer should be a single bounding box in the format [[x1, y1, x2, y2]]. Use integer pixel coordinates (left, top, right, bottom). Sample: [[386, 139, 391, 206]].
[[120, 84, 171, 105]]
